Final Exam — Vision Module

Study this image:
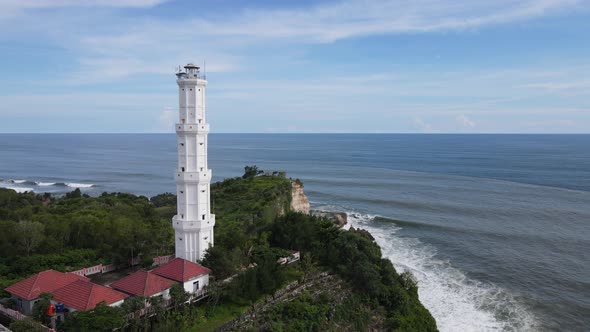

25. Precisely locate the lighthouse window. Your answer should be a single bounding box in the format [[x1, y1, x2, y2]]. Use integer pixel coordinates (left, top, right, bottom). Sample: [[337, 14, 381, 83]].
[[201, 189, 205, 193], [199, 142, 203, 146], [190, 88, 192, 91], [198, 89, 200, 91], [180, 191, 184, 194], [180, 143, 184, 146], [179, 237, 182, 241], [202, 214, 206, 220], [181, 167, 185, 172]]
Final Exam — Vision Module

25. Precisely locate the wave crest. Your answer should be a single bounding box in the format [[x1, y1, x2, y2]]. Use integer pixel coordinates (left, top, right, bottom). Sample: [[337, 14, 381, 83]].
[[65, 183, 94, 188], [329, 209, 538, 332]]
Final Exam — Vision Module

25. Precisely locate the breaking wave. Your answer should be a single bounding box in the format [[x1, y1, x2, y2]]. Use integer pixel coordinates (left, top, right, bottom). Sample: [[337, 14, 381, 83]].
[[64, 183, 94, 188], [1, 179, 95, 193], [36, 182, 57, 186], [315, 206, 538, 332], [1, 186, 34, 193]]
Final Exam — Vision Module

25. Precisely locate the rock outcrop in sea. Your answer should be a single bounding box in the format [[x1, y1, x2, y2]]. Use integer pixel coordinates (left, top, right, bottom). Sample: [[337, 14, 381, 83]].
[[311, 210, 348, 227]]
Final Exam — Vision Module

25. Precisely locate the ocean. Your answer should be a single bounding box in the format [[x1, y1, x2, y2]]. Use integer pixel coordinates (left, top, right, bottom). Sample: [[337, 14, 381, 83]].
[[1, 133, 589, 331]]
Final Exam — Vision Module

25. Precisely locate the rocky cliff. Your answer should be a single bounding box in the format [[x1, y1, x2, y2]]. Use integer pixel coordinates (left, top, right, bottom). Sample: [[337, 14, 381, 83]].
[[311, 210, 348, 227], [290, 180, 310, 214]]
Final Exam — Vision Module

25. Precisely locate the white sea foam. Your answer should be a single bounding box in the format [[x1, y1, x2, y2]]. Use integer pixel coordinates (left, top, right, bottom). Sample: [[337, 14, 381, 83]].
[[65, 183, 94, 188], [35, 182, 56, 186], [12, 180, 27, 184], [335, 210, 538, 332], [1, 185, 34, 193]]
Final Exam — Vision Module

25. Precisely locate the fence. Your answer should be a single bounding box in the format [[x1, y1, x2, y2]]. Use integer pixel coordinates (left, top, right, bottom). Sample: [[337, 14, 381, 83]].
[[71, 255, 175, 276], [152, 255, 175, 267], [0, 304, 54, 332]]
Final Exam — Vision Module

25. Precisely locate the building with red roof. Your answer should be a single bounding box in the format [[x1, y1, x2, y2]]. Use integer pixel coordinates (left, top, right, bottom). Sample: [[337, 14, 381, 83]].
[[110, 270, 176, 299], [5, 270, 89, 315], [51, 280, 128, 312], [151, 258, 211, 296]]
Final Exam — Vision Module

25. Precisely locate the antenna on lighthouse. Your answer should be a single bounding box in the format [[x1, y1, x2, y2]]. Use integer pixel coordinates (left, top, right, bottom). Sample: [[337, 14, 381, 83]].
[[203, 59, 206, 79]]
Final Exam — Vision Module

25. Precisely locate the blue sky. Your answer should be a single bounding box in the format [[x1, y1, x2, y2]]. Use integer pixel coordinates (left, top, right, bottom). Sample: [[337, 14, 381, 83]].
[[0, 0, 589, 133]]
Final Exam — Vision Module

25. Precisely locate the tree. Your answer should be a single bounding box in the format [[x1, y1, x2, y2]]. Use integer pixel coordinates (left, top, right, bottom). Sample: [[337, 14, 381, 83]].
[[9, 318, 41, 332], [32, 292, 52, 325], [16, 220, 45, 256], [65, 188, 82, 199], [61, 302, 124, 331], [169, 283, 190, 308], [242, 165, 263, 179], [299, 252, 318, 282]]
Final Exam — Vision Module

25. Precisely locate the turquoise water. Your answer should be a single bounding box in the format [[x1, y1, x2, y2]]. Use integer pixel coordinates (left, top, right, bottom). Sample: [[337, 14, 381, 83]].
[[1, 134, 589, 331]]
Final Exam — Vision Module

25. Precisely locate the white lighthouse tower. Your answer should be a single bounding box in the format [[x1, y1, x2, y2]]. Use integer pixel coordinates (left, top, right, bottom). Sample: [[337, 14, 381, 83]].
[[172, 63, 215, 262]]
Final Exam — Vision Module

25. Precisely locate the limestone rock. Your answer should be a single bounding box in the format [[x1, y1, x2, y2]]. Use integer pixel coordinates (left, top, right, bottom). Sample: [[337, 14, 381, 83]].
[[290, 180, 310, 214], [311, 210, 348, 227]]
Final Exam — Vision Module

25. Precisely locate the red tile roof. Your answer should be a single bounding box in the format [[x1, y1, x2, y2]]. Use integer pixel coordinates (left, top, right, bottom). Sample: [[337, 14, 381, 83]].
[[52, 280, 128, 312], [110, 270, 176, 297], [151, 258, 211, 282], [5, 270, 89, 301]]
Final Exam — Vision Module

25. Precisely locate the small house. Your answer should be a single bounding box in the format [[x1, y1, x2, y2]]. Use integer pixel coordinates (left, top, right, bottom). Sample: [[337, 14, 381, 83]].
[[151, 258, 211, 297], [110, 270, 176, 300], [51, 280, 128, 312], [5, 270, 88, 315]]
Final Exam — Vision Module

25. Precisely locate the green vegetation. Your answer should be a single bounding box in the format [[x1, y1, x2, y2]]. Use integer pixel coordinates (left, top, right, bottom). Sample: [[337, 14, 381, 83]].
[[0, 189, 172, 297], [0, 166, 436, 331], [61, 302, 125, 331]]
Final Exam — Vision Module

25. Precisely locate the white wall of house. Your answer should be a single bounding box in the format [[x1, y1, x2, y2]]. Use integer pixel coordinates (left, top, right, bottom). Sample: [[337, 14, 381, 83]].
[[149, 288, 171, 300], [110, 299, 125, 308], [182, 274, 209, 295], [50, 299, 125, 313], [11, 295, 35, 315]]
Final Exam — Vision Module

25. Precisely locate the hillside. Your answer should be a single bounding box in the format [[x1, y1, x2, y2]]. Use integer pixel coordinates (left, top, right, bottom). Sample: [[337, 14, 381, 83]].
[[0, 168, 437, 331]]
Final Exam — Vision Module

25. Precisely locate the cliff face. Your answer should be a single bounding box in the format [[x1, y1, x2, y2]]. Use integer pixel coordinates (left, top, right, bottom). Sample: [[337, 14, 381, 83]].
[[290, 180, 310, 214]]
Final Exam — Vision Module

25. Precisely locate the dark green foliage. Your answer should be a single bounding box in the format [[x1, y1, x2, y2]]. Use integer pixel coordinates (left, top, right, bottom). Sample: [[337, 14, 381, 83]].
[[203, 174, 292, 277], [270, 212, 438, 331], [0, 188, 173, 297], [222, 252, 286, 304], [0, 170, 436, 331], [242, 165, 263, 179], [262, 292, 372, 332], [32, 292, 52, 325], [9, 318, 45, 332], [170, 283, 190, 307], [120, 296, 146, 314], [150, 192, 176, 208], [60, 302, 124, 331], [267, 292, 331, 331]]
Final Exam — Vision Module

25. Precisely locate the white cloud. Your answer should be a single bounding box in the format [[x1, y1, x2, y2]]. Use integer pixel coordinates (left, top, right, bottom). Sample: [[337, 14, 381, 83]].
[[1, 0, 584, 81], [158, 106, 176, 131], [456, 115, 476, 128], [414, 117, 434, 133], [189, 0, 584, 42], [0, 0, 167, 10]]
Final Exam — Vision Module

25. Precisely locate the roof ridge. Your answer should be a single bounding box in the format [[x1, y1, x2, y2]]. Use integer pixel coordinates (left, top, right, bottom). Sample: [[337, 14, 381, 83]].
[[86, 281, 95, 311], [143, 270, 149, 296], [28, 273, 41, 299]]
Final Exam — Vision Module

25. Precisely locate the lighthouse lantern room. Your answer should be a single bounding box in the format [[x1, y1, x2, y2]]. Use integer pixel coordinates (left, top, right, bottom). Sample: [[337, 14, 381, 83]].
[[173, 63, 215, 262]]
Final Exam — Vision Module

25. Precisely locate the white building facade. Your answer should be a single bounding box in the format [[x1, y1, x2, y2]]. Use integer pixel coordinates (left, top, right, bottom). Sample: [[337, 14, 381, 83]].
[[182, 274, 209, 298], [173, 63, 215, 262]]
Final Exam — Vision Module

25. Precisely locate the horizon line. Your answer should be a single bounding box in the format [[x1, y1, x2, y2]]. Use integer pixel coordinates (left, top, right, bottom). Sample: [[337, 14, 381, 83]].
[[1, 132, 589, 135]]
